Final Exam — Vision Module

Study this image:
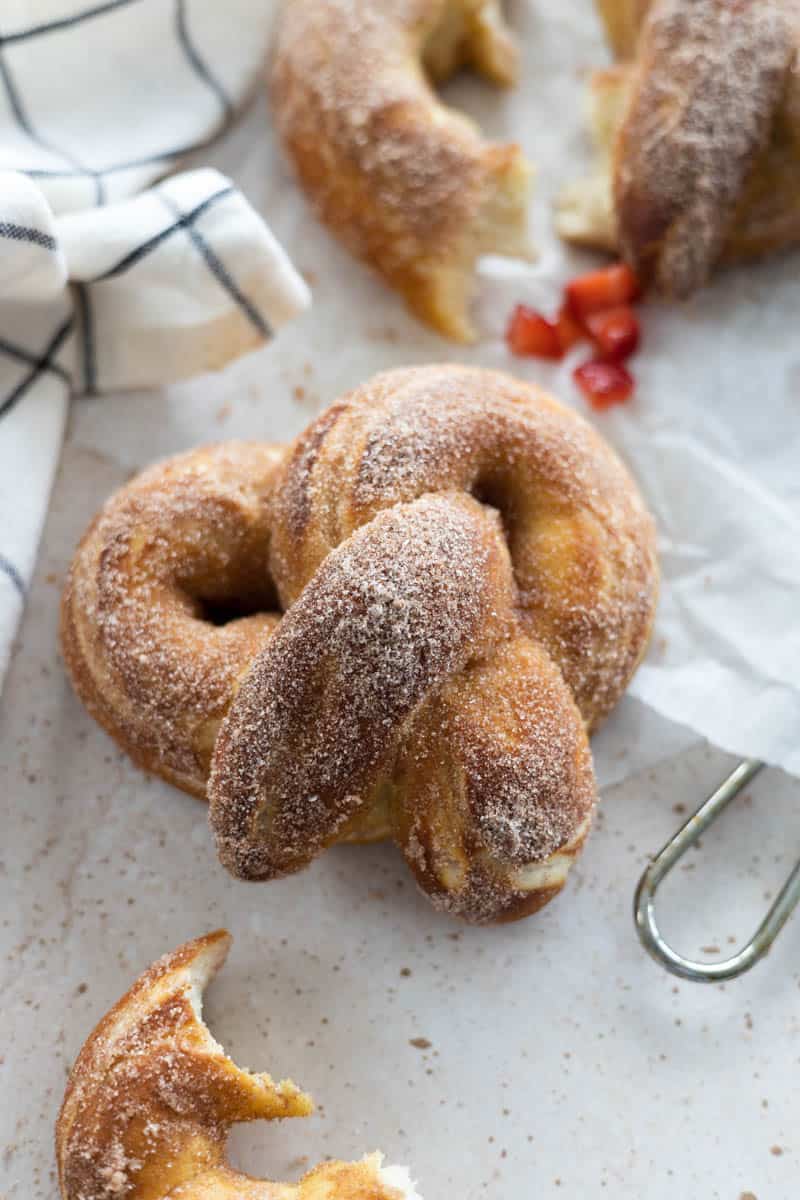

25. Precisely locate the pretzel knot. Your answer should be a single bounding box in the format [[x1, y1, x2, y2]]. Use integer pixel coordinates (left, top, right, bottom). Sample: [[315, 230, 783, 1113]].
[[61, 366, 658, 924]]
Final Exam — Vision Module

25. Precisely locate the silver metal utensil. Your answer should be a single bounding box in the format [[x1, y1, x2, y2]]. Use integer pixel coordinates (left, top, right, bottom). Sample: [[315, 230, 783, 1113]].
[[634, 759, 800, 982]]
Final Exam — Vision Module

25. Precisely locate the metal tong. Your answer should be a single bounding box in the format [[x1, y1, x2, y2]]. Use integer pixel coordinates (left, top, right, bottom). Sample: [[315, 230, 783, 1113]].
[[634, 759, 800, 982]]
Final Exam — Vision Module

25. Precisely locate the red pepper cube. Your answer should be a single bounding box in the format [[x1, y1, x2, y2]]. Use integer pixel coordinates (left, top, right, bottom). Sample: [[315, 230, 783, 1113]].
[[573, 360, 635, 410], [565, 262, 641, 319], [505, 305, 563, 360], [555, 303, 585, 353], [584, 305, 640, 361]]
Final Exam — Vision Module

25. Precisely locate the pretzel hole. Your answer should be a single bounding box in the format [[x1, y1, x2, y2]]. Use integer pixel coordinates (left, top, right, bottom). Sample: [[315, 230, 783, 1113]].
[[184, 569, 281, 629], [471, 475, 517, 541], [196, 592, 280, 628]]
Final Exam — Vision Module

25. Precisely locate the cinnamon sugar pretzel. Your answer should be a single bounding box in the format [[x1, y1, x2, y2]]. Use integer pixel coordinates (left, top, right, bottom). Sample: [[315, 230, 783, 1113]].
[[62, 366, 658, 923], [270, 0, 532, 342], [56, 932, 420, 1200], [558, 0, 800, 295]]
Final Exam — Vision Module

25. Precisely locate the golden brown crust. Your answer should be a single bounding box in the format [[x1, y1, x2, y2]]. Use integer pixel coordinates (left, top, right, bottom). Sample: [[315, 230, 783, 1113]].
[[56, 934, 410, 1200], [270, 0, 532, 341], [390, 637, 595, 924], [210, 493, 519, 882], [208, 365, 658, 924], [64, 366, 658, 924], [60, 443, 286, 798], [268, 366, 658, 730], [614, 0, 797, 294], [558, 0, 800, 293], [595, 0, 650, 59]]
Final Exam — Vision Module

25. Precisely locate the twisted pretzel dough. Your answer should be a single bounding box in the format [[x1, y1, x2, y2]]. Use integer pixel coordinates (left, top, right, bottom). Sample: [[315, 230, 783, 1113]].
[[61, 443, 286, 798], [270, 0, 532, 342], [56, 932, 419, 1200], [62, 365, 658, 923], [557, 0, 800, 295]]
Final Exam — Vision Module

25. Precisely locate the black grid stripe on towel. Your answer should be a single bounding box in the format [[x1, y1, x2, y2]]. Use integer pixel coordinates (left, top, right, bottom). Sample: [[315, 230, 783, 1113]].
[[0, 317, 74, 419], [73, 285, 96, 395], [0, 44, 105, 204], [0, 221, 57, 250], [0, 0, 143, 45], [174, 0, 233, 122], [93, 184, 234, 280], [0, 553, 25, 599], [1, 0, 233, 192], [0, 184, 247, 404], [158, 191, 271, 339]]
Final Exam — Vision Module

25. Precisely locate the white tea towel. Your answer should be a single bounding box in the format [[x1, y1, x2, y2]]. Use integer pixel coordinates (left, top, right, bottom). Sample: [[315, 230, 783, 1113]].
[[0, 0, 308, 688]]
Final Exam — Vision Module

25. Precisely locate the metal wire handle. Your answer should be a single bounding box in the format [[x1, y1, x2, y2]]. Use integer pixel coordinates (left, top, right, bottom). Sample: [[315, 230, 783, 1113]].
[[634, 759, 800, 982]]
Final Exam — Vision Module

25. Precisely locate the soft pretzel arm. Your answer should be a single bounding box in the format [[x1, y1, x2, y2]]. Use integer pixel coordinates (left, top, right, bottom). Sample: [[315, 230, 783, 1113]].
[[559, 0, 800, 292], [56, 934, 418, 1200], [271, 0, 532, 341], [613, 0, 796, 294]]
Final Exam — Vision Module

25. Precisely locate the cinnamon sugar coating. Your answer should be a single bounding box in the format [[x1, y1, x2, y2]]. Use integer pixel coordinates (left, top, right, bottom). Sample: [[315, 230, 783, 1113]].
[[63, 366, 658, 923], [270, 0, 532, 341], [61, 443, 286, 797], [558, 0, 800, 293], [56, 933, 412, 1200], [615, 0, 796, 294], [210, 366, 658, 923]]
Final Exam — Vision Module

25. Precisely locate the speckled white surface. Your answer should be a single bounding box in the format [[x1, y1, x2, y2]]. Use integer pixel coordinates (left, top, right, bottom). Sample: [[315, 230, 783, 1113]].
[[2, 1, 800, 1197], [3, 501, 800, 1199]]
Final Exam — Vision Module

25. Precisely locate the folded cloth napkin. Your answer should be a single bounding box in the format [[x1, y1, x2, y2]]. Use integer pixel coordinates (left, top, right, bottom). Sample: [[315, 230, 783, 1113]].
[[0, 0, 309, 688]]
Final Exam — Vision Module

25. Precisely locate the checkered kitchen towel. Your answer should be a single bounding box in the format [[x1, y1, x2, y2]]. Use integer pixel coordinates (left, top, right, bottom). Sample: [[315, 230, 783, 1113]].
[[0, 1, 310, 688]]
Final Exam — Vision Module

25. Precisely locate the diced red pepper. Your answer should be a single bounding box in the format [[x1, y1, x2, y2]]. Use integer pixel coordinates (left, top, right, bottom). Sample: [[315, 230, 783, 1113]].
[[573, 360, 635, 410], [506, 305, 563, 360], [565, 262, 641, 319], [555, 303, 585, 353], [584, 305, 640, 361]]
